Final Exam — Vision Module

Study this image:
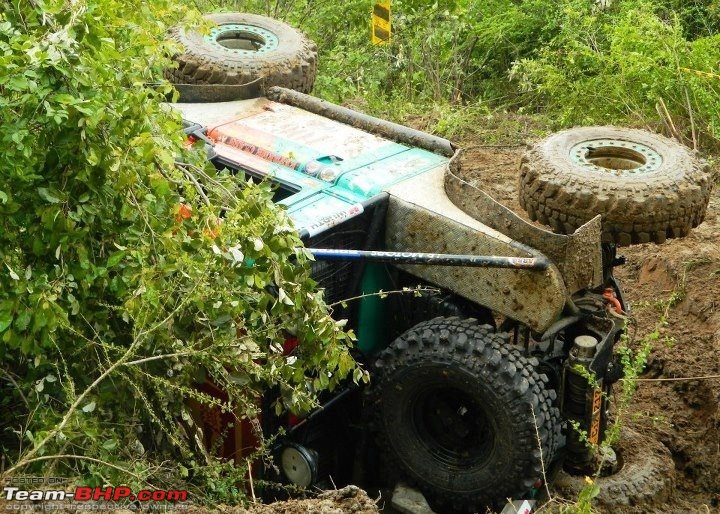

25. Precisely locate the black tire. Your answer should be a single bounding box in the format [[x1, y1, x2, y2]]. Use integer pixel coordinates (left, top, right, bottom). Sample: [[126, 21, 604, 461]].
[[166, 13, 317, 93], [387, 288, 495, 342], [519, 126, 712, 245], [368, 317, 561, 511], [552, 428, 675, 508]]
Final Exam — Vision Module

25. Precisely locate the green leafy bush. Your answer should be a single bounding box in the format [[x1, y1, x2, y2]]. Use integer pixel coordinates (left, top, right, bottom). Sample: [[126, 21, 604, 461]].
[[511, 0, 720, 148], [232, 0, 564, 110], [0, 0, 358, 498], [655, 0, 720, 40], [230, 0, 720, 147]]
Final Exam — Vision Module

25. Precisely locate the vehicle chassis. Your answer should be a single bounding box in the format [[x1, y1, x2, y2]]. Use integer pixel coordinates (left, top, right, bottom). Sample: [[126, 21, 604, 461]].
[[174, 86, 628, 507]]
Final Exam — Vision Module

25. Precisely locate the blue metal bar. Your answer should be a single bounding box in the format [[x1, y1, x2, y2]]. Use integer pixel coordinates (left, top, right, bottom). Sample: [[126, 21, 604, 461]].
[[308, 248, 549, 271]]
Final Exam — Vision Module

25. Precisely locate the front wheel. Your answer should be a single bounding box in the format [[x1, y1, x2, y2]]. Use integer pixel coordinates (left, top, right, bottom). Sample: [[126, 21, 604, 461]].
[[367, 317, 561, 512]]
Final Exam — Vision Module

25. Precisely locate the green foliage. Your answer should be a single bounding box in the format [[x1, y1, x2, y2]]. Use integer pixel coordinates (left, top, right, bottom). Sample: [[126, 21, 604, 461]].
[[655, 0, 720, 40], [574, 478, 601, 514], [228, 0, 566, 116], [0, 0, 360, 500], [511, 0, 720, 147], [224, 0, 720, 147]]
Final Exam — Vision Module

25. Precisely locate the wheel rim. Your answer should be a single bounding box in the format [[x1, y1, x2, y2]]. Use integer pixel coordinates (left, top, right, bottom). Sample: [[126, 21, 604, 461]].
[[569, 138, 663, 175], [408, 385, 495, 469], [204, 24, 280, 54]]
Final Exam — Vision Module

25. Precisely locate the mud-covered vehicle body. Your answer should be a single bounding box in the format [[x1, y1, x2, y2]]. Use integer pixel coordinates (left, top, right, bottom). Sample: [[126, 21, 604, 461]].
[[173, 88, 625, 507], [167, 13, 711, 512]]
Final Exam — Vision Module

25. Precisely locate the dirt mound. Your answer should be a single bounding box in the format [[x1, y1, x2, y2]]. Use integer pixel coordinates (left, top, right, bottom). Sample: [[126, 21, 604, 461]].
[[458, 141, 720, 513], [246, 487, 381, 514], [617, 193, 720, 511], [185, 487, 380, 514]]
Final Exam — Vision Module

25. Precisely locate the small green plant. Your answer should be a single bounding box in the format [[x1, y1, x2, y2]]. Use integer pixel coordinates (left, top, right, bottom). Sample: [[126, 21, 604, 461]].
[[631, 411, 672, 428], [574, 477, 601, 514]]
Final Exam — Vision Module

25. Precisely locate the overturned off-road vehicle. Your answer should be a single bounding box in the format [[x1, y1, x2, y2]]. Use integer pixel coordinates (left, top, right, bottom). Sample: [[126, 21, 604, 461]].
[[167, 13, 712, 512]]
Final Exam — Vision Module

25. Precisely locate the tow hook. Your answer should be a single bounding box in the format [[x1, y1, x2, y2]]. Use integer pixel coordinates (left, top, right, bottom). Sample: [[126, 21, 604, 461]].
[[602, 288, 624, 315]]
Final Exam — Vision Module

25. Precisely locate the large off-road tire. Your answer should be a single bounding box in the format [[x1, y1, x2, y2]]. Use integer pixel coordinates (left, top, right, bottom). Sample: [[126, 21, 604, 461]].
[[519, 126, 712, 245], [387, 288, 495, 342], [368, 317, 561, 511], [552, 428, 675, 509], [166, 13, 317, 93]]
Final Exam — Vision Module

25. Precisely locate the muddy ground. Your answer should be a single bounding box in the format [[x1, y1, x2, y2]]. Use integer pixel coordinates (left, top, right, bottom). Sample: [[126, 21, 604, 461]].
[[199, 487, 381, 514], [457, 139, 720, 513]]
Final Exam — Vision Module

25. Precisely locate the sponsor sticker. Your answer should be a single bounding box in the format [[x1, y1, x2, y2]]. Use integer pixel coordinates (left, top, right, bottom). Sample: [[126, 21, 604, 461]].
[[588, 387, 603, 445], [304, 203, 364, 238]]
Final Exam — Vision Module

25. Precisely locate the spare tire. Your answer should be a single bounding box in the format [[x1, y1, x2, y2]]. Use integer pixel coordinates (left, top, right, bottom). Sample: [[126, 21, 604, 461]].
[[519, 127, 712, 245], [368, 317, 561, 512], [166, 13, 317, 93]]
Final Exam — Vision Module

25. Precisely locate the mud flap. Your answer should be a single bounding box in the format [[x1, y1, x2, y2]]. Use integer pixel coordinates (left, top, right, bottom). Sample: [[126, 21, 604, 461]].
[[384, 168, 567, 333], [444, 153, 603, 294]]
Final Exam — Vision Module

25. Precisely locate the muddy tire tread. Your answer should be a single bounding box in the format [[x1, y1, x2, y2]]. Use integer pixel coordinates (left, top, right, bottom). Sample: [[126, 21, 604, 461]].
[[166, 13, 317, 93], [552, 428, 675, 507], [369, 317, 561, 511], [519, 127, 712, 245]]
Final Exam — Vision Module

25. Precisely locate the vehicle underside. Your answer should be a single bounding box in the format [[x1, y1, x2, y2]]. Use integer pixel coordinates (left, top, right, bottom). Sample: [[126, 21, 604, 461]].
[[173, 88, 641, 511]]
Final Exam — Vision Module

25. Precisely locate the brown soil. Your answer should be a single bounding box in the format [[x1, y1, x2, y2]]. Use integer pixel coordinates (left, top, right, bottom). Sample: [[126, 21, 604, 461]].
[[200, 486, 381, 514], [254, 487, 380, 513], [457, 142, 720, 513]]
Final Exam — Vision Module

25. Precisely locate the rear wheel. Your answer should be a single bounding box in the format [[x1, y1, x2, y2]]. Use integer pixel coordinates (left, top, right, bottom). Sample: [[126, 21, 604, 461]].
[[368, 317, 561, 511], [167, 13, 317, 94]]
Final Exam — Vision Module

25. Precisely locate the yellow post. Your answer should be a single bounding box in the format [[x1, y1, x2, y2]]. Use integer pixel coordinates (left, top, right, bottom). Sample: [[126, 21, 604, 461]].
[[371, 0, 391, 45]]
